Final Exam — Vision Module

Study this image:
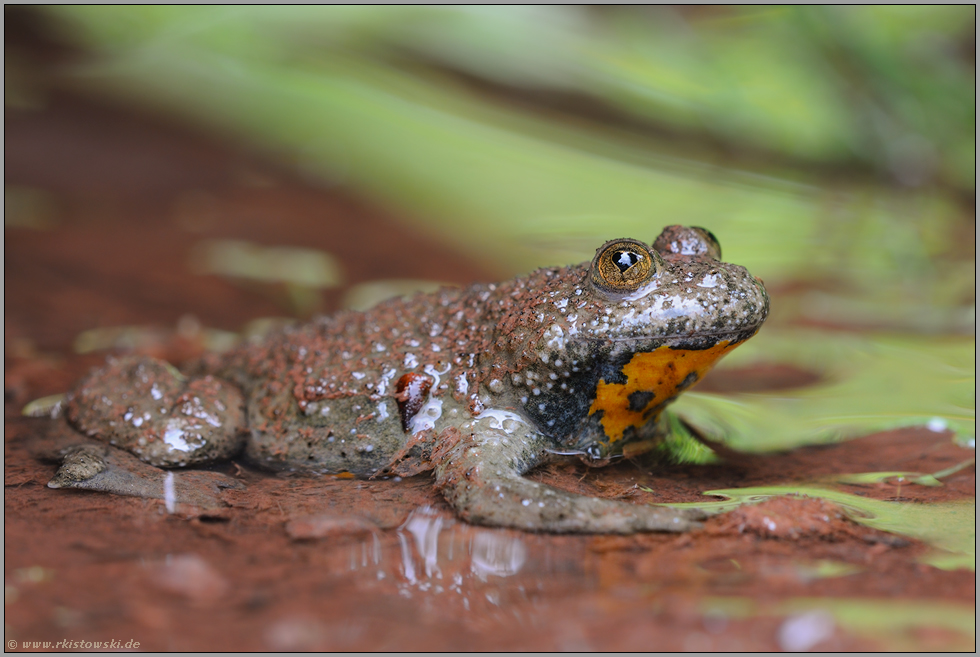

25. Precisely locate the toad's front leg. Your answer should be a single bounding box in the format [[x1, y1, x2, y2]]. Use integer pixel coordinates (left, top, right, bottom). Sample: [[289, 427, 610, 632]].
[[433, 414, 704, 534]]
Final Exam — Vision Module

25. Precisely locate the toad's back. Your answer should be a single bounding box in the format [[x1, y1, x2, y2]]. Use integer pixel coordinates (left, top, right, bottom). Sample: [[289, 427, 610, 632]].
[[215, 284, 495, 474], [213, 260, 629, 475]]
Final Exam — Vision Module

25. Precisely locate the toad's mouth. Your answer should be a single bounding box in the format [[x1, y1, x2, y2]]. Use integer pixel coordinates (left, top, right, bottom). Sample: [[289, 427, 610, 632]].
[[607, 322, 762, 344], [589, 323, 765, 348]]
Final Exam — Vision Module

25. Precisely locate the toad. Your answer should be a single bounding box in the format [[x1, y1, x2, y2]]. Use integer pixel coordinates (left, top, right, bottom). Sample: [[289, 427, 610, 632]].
[[46, 225, 769, 533]]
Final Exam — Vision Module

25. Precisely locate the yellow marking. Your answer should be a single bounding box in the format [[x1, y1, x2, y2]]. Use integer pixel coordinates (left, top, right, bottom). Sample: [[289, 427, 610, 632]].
[[589, 341, 737, 443]]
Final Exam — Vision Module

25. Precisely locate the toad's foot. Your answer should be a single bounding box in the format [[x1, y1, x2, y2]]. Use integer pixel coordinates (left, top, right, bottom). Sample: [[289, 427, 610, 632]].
[[434, 413, 705, 534], [48, 443, 243, 512], [66, 355, 246, 467]]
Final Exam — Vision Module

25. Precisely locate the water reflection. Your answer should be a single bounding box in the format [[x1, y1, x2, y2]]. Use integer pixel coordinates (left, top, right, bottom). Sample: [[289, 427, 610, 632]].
[[470, 531, 526, 581], [400, 506, 447, 582], [342, 506, 587, 610]]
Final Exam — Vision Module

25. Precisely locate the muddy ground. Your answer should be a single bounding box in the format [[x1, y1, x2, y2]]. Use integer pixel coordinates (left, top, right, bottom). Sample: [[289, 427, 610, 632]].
[[5, 79, 976, 650]]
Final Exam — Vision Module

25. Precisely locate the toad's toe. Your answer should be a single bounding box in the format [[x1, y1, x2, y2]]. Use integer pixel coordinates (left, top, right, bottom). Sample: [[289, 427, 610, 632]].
[[49, 443, 243, 512]]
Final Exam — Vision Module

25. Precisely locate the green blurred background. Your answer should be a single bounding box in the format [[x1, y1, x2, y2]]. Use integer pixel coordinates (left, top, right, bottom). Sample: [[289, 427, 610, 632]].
[[16, 6, 974, 315], [6, 6, 976, 448]]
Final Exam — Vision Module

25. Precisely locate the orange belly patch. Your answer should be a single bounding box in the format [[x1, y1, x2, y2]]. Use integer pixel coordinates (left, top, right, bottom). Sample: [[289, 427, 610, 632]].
[[588, 341, 736, 443]]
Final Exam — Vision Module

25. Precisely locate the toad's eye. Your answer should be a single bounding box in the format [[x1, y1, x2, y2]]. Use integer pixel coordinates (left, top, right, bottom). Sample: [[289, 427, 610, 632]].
[[590, 238, 662, 293]]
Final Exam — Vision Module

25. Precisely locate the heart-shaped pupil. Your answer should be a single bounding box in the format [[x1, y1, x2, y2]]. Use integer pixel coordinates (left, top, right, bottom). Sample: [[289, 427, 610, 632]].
[[613, 250, 642, 273]]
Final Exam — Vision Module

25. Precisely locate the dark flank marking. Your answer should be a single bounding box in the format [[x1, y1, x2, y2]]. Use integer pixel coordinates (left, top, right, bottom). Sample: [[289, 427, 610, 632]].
[[523, 366, 603, 440]]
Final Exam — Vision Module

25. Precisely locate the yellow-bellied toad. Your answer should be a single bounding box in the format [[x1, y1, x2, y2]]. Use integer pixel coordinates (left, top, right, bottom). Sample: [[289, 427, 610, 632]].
[[49, 225, 769, 533]]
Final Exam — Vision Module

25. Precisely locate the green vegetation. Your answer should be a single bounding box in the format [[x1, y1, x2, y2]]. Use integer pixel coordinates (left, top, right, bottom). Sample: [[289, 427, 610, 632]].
[[41, 7, 974, 305]]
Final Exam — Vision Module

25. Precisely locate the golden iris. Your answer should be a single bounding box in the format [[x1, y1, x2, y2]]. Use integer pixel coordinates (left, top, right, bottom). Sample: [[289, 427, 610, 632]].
[[590, 238, 660, 293]]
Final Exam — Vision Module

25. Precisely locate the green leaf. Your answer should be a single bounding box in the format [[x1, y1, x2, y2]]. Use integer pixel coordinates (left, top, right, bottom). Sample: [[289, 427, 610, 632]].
[[674, 329, 975, 452]]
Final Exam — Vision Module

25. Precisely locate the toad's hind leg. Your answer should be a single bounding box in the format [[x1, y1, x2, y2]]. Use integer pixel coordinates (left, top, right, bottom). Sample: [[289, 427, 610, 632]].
[[48, 356, 246, 506], [434, 416, 705, 534], [66, 355, 246, 467]]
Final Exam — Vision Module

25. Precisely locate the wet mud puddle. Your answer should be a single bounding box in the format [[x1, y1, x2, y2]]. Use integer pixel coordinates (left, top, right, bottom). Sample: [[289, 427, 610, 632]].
[[291, 505, 592, 614]]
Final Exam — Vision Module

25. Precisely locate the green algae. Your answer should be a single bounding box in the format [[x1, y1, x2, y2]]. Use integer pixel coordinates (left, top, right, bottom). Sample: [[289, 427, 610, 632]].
[[673, 485, 975, 571], [826, 458, 975, 488], [794, 560, 863, 580]]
